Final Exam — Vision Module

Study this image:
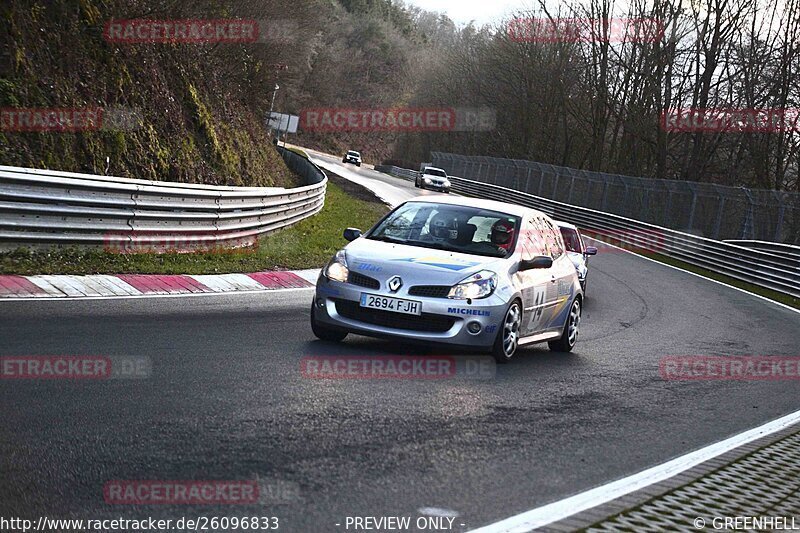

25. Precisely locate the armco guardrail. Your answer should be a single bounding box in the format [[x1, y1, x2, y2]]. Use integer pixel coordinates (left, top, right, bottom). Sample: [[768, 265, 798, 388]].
[[449, 176, 800, 298], [724, 240, 800, 262], [375, 165, 419, 181], [0, 146, 326, 251], [374, 165, 800, 298], [431, 151, 800, 245]]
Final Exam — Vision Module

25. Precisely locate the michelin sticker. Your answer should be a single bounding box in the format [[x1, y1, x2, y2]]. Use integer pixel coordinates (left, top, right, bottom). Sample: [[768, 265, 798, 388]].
[[447, 308, 491, 316]]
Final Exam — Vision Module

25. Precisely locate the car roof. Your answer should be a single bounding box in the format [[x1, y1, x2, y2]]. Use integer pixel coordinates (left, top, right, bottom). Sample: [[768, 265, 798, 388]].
[[555, 220, 578, 231], [423, 166, 446, 173], [408, 195, 546, 219], [348, 150, 360, 154]]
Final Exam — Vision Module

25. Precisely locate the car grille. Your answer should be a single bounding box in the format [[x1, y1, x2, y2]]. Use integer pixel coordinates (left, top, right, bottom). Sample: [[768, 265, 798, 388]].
[[347, 271, 380, 289], [333, 299, 456, 333], [408, 285, 451, 298]]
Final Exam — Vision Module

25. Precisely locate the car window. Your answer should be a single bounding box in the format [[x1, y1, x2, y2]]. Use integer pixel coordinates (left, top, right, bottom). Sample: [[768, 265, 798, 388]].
[[543, 219, 564, 259], [559, 227, 583, 253], [368, 201, 520, 258], [519, 217, 547, 260], [425, 168, 447, 177]]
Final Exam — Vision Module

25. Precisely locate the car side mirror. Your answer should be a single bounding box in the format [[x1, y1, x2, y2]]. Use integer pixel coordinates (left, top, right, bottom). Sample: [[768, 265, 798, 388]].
[[520, 256, 553, 270], [585, 246, 598, 256], [343, 228, 362, 242]]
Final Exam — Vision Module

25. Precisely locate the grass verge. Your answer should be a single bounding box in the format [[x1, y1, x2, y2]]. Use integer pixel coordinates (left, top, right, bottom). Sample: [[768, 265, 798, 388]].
[[0, 178, 389, 275]]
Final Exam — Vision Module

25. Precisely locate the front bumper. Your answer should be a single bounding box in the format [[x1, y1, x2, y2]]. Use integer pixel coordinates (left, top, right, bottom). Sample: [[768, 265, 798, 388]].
[[312, 274, 508, 349], [421, 181, 450, 191]]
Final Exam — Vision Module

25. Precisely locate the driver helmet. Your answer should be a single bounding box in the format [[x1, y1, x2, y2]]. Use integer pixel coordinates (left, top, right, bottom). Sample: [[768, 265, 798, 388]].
[[429, 212, 459, 242], [491, 219, 516, 251]]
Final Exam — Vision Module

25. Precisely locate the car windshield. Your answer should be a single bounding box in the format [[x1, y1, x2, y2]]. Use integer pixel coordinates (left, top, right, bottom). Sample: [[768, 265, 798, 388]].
[[559, 227, 583, 253], [367, 201, 520, 258], [424, 168, 447, 177], [348, 151, 360, 157]]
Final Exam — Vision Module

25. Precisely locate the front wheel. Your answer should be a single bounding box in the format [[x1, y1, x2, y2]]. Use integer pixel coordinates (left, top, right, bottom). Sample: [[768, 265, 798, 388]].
[[548, 298, 581, 352], [492, 300, 522, 363], [310, 302, 348, 342]]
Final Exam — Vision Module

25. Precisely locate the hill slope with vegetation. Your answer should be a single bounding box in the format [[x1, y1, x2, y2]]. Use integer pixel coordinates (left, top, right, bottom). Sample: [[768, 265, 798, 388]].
[[0, 0, 301, 186]]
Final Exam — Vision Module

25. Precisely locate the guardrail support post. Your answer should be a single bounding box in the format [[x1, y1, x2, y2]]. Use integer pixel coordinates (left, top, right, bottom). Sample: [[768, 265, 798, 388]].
[[714, 197, 726, 240], [775, 201, 785, 243], [687, 185, 698, 232]]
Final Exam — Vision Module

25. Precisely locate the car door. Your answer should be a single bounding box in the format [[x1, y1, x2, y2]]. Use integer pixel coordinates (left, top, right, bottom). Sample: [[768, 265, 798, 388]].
[[541, 218, 576, 331], [515, 216, 553, 337]]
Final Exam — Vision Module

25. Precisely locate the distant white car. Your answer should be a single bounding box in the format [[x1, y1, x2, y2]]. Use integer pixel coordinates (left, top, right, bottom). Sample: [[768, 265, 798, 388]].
[[342, 150, 362, 166], [415, 166, 451, 193], [556, 221, 597, 294]]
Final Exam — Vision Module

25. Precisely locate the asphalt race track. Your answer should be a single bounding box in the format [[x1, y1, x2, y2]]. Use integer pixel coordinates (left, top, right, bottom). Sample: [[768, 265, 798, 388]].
[[2, 157, 799, 531]]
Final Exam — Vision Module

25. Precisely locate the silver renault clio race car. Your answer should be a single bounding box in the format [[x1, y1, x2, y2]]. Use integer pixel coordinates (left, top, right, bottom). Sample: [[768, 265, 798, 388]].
[[310, 196, 584, 362]]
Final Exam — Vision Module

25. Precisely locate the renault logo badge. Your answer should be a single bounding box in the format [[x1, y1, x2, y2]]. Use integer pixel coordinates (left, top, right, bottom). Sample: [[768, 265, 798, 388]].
[[387, 276, 403, 292]]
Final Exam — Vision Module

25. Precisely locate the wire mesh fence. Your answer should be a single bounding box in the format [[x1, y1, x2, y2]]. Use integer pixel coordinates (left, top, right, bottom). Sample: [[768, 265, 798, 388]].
[[430, 152, 800, 244]]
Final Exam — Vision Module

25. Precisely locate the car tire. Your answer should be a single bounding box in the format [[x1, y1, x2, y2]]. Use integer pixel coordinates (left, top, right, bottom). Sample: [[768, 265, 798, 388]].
[[356, 162, 361, 167], [491, 300, 522, 363], [548, 297, 581, 352], [310, 302, 348, 342]]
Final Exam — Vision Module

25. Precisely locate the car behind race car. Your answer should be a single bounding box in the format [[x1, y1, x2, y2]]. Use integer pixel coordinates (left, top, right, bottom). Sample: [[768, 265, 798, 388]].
[[555, 221, 597, 294], [310, 196, 585, 362], [415, 166, 451, 192], [342, 150, 362, 166]]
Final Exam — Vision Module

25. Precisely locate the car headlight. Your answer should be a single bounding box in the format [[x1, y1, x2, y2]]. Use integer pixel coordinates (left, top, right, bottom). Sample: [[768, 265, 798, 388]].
[[448, 270, 497, 299], [443, 180, 451, 187], [424, 177, 432, 183], [324, 250, 349, 283]]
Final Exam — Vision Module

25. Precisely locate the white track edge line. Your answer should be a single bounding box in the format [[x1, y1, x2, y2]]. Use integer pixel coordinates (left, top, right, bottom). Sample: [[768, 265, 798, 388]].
[[469, 237, 800, 533], [582, 236, 800, 316], [469, 408, 800, 532]]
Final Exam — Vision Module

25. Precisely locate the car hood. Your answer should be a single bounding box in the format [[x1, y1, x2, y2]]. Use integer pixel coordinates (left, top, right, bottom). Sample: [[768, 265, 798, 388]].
[[344, 237, 506, 286], [566, 251, 586, 268]]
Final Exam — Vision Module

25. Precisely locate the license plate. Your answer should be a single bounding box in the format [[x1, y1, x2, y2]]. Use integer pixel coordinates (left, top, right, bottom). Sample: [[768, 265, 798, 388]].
[[359, 294, 421, 315]]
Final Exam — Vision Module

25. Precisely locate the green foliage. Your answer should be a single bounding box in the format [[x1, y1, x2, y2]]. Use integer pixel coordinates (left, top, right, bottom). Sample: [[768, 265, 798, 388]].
[[0, 79, 19, 106], [2, 0, 298, 187]]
